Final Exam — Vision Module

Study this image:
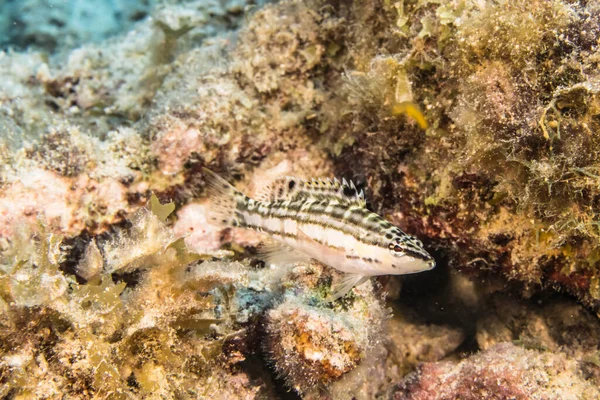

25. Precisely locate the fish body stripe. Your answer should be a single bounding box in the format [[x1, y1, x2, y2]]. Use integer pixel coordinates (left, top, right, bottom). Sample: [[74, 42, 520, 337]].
[[238, 221, 384, 266], [237, 197, 431, 260], [238, 199, 402, 247], [202, 167, 435, 282], [241, 199, 387, 228]]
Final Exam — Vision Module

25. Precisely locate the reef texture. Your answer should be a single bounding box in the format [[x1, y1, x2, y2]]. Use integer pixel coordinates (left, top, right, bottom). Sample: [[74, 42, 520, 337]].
[[388, 284, 600, 399], [392, 342, 600, 400], [2, 0, 600, 398], [330, 0, 600, 310]]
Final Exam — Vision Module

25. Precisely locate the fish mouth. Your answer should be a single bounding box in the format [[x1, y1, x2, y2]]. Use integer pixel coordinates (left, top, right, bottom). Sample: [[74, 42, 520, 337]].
[[403, 248, 436, 270], [425, 258, 436, 270]]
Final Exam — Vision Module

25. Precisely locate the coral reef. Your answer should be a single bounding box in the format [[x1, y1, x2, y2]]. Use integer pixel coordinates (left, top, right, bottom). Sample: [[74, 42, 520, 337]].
[[263, 261, 387, 397], [0, 197, 459, 398], [325, 0, 600, 309], [389, 269, 600, 399], [2, 0, 600, 398], [0, 199, 268, 398], [391, 342, 600, 400]]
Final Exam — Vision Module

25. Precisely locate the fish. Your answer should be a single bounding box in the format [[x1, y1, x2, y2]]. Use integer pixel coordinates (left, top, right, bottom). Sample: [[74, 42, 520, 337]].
[[202, 168, 435, 300]]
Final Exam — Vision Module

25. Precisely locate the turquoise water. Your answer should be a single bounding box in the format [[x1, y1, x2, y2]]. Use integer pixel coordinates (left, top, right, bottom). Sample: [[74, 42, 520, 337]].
[[0, 0, 152, 51]]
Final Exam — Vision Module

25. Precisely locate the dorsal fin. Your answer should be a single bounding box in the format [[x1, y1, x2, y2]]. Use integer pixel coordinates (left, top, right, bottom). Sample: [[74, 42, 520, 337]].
[[256, 176, 366, 207], [255, 175, 298, 202]]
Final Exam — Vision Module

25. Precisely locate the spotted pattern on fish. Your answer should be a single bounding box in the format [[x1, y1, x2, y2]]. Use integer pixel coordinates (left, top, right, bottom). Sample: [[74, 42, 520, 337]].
[[257, 176, 366, 207]]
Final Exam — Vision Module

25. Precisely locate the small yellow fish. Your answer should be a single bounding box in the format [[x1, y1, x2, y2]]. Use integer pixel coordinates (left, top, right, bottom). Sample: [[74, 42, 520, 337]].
[[392, 101, 429, 130], [203, 168, 435, 299]]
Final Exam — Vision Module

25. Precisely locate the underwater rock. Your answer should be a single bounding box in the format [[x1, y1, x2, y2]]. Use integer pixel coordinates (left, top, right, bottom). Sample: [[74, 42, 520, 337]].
[[385, 310, 465, 376], [391, 342, 600, 400], [265, 299, 366, 392], [325, 307, 467, 400], [262, 260, 390, 398], [147, 0, 341, 196], [0, 167, 131, 238], [476, 294, 600, 360]]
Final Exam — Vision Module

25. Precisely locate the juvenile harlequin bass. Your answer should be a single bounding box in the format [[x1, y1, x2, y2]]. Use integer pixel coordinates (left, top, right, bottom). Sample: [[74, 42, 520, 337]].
[[203, 168, 435, 300]]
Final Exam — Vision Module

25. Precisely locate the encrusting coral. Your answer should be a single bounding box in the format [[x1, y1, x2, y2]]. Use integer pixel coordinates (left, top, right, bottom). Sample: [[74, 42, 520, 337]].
[[2, 0, 600, 398], [391, 342, 600, 400], [326, 0, 600, 309], [263, 261, 387, 397]]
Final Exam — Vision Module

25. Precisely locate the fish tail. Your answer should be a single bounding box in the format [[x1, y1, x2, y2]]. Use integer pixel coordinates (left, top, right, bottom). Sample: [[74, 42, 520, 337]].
[[202, 168, 245, 228]]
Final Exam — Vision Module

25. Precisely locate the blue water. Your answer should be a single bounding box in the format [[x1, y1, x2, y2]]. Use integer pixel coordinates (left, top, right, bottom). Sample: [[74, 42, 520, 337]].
[[0, 0, 153, 52]]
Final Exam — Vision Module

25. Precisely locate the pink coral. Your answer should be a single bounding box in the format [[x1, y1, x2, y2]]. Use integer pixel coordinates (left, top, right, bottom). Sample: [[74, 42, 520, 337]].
[[173, 202, 225, 252], [0, 169, 129, 238], [151, 120, 206, 176], [392, 343, 600, 400]]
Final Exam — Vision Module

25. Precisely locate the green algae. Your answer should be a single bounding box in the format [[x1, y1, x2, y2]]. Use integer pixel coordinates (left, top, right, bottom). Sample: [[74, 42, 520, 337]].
[[149, 192, 175, 222], [0, 192, 265, 397]]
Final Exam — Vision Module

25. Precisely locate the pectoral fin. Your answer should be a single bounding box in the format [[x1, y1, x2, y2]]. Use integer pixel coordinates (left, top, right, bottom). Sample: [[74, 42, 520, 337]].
[[258, 240, 311, 266], [327, 273, 369, 302], [296, 227, 324, 257]]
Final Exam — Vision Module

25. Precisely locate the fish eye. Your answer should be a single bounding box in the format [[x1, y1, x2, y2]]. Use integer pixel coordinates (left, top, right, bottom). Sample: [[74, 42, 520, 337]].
[[389, 242, 405, 255]]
